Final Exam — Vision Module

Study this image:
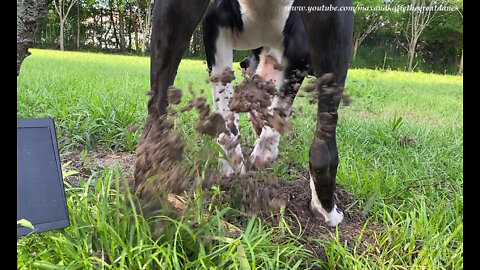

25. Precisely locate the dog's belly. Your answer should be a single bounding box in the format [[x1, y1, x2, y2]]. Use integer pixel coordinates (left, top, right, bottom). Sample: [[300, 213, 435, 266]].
[[231, 28, 276, 50], [230, 0, 294, 50], [230, 22, 283, 50]]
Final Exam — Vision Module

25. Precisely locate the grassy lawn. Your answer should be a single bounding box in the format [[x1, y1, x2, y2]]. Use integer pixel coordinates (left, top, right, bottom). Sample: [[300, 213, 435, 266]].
[[17, 49, 463, 269]]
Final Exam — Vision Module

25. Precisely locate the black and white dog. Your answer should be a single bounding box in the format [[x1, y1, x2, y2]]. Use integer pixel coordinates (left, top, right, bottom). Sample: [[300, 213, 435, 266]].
[[149, 0, 353, 226]]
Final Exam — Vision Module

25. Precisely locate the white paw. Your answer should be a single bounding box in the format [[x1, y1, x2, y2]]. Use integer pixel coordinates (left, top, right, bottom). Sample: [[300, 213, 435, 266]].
[[219, 157, 246, 177], [310, 202, 344, 227], [326, 206, 344, 227], [218, 133, 245, 176], [220, 158, 235, 177], [250, 126, 280, 168], [309, 176, 344, 227]]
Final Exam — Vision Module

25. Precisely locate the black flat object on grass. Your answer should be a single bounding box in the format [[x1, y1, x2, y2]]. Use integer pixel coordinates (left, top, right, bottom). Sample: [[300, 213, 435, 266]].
[[17, 118, 69, 237]]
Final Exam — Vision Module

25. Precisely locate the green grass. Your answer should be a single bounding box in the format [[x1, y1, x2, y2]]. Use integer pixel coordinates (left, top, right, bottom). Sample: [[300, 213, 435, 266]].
[[18, 168, 318, 269], [17, 49, 463, 269]]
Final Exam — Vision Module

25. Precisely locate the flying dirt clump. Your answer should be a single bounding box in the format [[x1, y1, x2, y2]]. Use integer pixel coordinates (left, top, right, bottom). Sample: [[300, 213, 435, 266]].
[[133, 115, 187, 198], [228, 72, 295, 137], [179, 95, 228, 138], [167, 86, 182, 105], [207, 68, 236, 86], [302, 73, 352, 106], [134, 81, 234, 198], [229, 74, 277, 113], [264, 112, 292, 135], [196, 112, 227, 138]]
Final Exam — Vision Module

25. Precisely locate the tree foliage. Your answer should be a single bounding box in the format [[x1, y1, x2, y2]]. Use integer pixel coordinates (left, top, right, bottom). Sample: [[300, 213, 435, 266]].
[[32, 0, 463, 74]]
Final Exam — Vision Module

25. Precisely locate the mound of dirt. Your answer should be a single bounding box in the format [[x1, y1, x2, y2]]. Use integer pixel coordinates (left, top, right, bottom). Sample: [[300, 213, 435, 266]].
[[195, 173, 378, 257], [61, 148, 378, 260]]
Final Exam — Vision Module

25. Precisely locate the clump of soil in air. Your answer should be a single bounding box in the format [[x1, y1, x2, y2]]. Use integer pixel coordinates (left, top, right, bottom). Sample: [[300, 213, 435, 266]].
[[133, 113, 186, 197], [207, 68, 236, 86], [273, 63, 283, 71], [302, 73, 352, 106], [167, 86, 182, 105], [197, 112, 227, 138], [264, 112, 292, 135], [179, 95, 227, 138], [229, 74, 278, 113], [229, 72, 294, 136]]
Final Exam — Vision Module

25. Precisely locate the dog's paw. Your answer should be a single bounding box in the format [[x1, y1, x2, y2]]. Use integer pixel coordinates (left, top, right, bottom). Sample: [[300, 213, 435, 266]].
[[310, 201, 344, 227], [220, 159, 235, 177], [309, 176, 344, 227], [249, 126, 280, 169]]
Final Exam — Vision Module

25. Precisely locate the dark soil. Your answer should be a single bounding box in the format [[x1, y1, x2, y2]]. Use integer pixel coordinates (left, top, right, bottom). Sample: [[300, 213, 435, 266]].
[[61, 150, 379, 259], [200, 173, 379, 259], [229, 72, 294, 138], [195, 112, 227, 138], [61, 149, 136, 188], [264, 112, 292, 135]]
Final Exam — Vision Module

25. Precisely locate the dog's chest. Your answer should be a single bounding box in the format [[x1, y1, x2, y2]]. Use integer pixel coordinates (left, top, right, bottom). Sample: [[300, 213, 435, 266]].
[[231, 0, 294, 50]]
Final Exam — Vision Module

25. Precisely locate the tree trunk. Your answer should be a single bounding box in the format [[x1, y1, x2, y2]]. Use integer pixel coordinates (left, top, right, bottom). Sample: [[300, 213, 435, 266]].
[[143, 3, 152, 55], [104, 20, 112, 49], [407, 37, 418, 72], [127, 3, 132, 51], [407, 49, 414, 72], [76, 2, 80, 50], [134, 16, 139, 52], [17, 0, 53, 76], [110, 8, 120, 50], [59, 20, 65, 51], [352, 35, 360, 60], [54, 0, 78, 52], [119, 8, 126, 53], [458, 50, 463, 75], [99, 8, 103, 49]]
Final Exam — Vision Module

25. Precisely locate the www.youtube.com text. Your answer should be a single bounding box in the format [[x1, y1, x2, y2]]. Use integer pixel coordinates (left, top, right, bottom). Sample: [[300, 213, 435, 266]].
[[286, 4, 460, 13]]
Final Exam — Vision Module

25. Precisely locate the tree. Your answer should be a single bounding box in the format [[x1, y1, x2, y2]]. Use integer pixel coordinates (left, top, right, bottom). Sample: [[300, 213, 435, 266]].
[[398, 0, 462, 73], [352, 0, 387, 60], [17, 0, 53, 75], [396, 0, 447, 72], [455, 1, 463, 75], [116, 0, 127, 53], [53, 0, 78, 51], [134, 0, 152, 55], [458, 49, 462, 75]]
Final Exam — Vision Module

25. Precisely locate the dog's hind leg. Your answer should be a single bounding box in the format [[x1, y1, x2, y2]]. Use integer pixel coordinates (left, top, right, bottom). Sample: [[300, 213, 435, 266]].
[[249, 46, 309, 169], [249, 10, 312, 169]]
